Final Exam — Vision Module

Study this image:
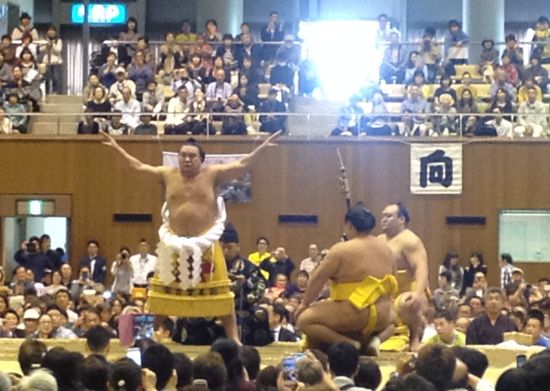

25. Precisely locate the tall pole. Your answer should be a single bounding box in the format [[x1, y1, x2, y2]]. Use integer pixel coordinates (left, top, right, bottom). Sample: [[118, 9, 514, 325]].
[[82, 0, 90, 87], [463, 0, 504, 63]]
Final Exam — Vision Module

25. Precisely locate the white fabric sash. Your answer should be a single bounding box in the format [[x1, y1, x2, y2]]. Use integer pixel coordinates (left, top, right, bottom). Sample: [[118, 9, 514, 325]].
[[156, 197, 226, 289]]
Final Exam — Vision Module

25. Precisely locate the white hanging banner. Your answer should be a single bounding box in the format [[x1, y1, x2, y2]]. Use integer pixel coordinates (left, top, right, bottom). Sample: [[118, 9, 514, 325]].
[[410, 144, 462, 194]]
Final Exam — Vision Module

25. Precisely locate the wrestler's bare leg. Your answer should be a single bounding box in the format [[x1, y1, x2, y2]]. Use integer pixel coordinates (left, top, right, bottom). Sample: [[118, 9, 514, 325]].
[[396, 292, 424, 352], [297, 301, 365, 350], [221, 310, 241, 345], [298, 299, 394, 351], [376, 323, 396, 342]]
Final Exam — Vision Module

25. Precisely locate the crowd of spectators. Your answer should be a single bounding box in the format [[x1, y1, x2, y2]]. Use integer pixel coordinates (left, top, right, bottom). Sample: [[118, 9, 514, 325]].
[[0, 324, 549, 390], [332, 15, 550, 137], [2, 229, 550, 347], [79, 12, 294, 135], [0, 222, 548, 390], [2, 10, 548, 137], [0, 12, 64, 134], [1, 227, 549, 342]]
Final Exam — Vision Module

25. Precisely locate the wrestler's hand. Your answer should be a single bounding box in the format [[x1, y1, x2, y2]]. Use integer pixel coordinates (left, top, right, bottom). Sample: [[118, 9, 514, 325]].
[[100, 130, 119, 149], [294, 303, 307, 321], [408, 291, 426, 312], [261, 130, 283, 148]]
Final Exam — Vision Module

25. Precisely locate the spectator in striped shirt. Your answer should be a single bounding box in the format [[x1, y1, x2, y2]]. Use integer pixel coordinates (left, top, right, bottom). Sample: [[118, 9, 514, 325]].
[[499, 253, 514, 291]]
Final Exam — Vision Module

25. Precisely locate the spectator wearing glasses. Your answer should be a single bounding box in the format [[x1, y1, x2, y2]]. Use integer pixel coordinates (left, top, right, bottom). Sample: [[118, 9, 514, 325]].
[[465, 272, 488, 302]]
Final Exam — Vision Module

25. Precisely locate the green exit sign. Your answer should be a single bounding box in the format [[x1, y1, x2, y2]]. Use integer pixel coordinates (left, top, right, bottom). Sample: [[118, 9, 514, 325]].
[[16, 200, 55, 216]]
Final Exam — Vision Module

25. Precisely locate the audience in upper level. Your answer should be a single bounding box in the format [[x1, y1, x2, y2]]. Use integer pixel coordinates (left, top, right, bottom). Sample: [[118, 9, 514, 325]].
[[0, 9, 548, 139]]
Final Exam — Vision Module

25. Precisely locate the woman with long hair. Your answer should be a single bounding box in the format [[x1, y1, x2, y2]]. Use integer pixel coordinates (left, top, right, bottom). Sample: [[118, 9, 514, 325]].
[[438, 251, 464, 293], [462, 252, 487, 296]]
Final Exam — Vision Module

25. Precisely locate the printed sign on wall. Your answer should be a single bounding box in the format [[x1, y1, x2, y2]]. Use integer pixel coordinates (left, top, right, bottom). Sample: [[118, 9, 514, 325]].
[[410, 144, 462, 194]]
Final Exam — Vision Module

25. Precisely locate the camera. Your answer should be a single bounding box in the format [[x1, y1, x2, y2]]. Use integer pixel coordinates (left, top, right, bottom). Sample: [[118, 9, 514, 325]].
[[239, 305, 272, 346], [27, 241, 37, 253]]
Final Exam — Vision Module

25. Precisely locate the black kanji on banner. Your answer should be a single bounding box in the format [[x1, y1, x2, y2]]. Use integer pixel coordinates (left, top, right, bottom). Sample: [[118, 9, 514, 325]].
[[419, 149, 453, 188]]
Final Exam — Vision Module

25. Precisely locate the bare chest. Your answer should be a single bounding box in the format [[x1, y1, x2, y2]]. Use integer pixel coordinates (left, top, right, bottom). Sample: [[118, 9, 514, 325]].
[[165, 171, 216, 203], [387, 238, 413, 272]]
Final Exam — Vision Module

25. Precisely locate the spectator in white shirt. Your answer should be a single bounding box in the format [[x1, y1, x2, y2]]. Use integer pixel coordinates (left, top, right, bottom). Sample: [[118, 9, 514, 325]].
[[514, 86, 549, 138], [109, 67, 136, 105], [480, 108, 513, 137], [206, 69, 232, 107], [129, 238, 157, 288], [40, 25, 63, 94], [11, 12, 39, 41], [165, 86, 192, 134], [113, 86, 141, 131], [172, 67, 202, 98], [299, 244, 320, 275]]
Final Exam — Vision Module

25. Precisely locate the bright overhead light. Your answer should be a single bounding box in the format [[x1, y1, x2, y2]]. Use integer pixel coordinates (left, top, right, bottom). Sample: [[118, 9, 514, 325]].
[[298, 20, 381, 101]]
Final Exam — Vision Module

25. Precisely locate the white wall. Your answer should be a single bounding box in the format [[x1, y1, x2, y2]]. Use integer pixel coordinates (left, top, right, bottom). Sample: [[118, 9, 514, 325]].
[[318, 0, 405, 20], [2, 218, 18, 276], [505, 0, 550, 23]]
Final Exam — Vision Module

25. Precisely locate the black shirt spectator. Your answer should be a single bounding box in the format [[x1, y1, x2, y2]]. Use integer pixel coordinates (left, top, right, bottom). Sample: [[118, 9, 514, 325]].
[[466, 288, 516, 344], [77, 111, 100, 135], [261, 11, 285, 61], [466, 312, 517, 345], [14, 240, 51, 282], [134, 113, 157, 135], [260, 247, 295, 286], [270, 54, 294, 90], [79, 240, 107, 284], [235, 33, 262, 68], [86, 87, 112, 119], [259, 89, 287, 133]]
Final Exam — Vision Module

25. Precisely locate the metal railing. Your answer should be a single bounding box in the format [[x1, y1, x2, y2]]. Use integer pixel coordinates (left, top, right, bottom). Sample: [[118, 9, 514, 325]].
[[3, 111, 549, 140]]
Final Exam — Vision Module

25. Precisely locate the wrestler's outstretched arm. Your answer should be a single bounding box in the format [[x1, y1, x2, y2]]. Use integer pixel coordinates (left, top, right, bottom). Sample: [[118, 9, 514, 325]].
[[101, 131, 165, 178], [212, 131, 282, 184]]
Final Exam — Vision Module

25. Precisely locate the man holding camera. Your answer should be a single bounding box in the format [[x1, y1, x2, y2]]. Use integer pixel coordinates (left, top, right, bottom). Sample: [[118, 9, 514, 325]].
[[14, 236, 58, 282]]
